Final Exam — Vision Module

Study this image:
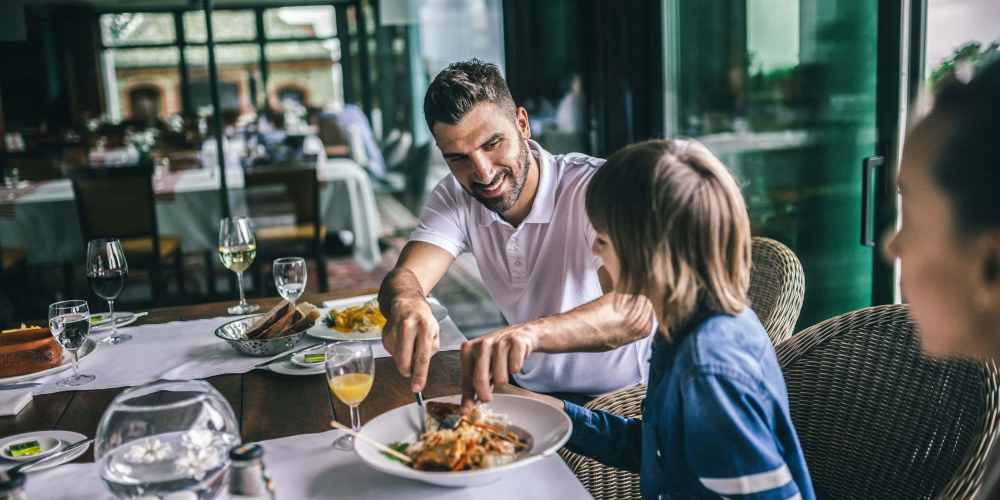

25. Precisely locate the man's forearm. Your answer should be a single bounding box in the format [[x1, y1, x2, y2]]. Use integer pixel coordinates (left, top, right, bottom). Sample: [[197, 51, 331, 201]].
[[523, 293, 655, 353], [378, 267, 427, 319]]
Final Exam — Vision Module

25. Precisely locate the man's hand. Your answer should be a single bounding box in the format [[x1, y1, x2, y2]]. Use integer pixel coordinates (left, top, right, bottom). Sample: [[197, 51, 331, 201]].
[[460, 325, 539, 411], [382, 296, 440, 392]]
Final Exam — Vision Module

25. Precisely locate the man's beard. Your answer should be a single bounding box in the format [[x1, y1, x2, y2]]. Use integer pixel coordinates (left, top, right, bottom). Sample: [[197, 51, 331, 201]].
[[469, 140, 532, 214]]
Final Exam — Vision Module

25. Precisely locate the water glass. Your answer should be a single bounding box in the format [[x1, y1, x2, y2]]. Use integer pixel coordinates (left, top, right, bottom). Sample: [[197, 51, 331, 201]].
[[219, 217, 259, 315], [325, 341, 375, 450], [95, 380, 240, 500], [273, 257, 306, 303], [87, 238, 131, 344], [48, 300, 95, 387]]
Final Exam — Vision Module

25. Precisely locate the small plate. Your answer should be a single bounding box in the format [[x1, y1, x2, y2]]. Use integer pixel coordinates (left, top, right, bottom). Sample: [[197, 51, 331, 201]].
[[0, 339, 98, 385], [269, 359, 325, 376], [0, 436, 62, 462], [290, 345, 328, 368], [0, 431, 89, 473], [307, 299, 448, 342], [90, 312, 138, 332]]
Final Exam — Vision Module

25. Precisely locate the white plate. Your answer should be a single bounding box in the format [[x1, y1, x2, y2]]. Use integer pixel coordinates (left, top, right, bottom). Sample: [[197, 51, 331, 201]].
[[0, 436, 62, 462], [354, 394, 572, 488], [268, 359, 325, 376], [0, 431, 89, 473], [0, 339, 98, 385], [90, 311, 138, 332], [290, 345, 328, 368], [307, 300, 449, 342]]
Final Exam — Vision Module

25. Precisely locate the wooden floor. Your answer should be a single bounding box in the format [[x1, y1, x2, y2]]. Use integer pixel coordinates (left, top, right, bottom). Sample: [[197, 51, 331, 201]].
[[0, 289, 463, 462]]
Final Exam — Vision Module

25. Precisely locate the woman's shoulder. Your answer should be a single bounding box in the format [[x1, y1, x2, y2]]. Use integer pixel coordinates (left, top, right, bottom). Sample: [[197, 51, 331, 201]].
[[675, 309, 776, 385]]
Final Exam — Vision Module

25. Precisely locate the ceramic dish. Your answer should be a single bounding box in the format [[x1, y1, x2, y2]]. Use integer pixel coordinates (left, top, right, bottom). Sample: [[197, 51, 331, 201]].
[[354, 394, 572, 488], [0, 431, 89, 473], [307, 300, 448, 342]]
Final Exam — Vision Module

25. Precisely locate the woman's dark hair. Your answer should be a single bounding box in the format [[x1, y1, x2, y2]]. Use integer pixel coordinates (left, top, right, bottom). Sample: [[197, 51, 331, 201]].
[[925, 58, 1000, 234], [423, 59, 517, 131]]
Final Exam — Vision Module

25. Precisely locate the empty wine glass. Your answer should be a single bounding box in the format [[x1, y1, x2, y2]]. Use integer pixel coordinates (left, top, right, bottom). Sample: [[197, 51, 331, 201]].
[[87, 238, 131, 344], [48, 300, 95, 387], [325, 341, 375, 450], [273, 257, 306, 303], [95, 380, 240, 499], [219, 217, 259, 315]]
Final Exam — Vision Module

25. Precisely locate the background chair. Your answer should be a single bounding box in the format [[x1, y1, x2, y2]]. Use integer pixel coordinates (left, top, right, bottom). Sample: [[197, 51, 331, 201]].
[[775, 304, 1000, 499], [245, 164, 328, 294], [70, 165, 184, 304], [558, 237, 806, 499], [749, 236, 805, 344]]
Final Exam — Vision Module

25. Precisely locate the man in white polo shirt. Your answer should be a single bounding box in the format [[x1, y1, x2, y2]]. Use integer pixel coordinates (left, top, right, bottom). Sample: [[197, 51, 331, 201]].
[[378, 59, 653, 401]]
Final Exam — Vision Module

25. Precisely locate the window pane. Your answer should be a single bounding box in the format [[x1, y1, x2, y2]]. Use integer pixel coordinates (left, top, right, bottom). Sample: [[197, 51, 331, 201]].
[[264, 41, 342, 110], [183, 10, 256, 43], [264, 6, 336, 39], [100, 13, 175, 46], [185, 45, 261, 116], [103, 47, 182, 122]]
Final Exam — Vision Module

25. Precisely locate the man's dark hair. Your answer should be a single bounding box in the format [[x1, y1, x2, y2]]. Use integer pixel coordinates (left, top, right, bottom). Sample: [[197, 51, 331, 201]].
[[423, 58, 517, 131], [927, 57, 1000, 235]]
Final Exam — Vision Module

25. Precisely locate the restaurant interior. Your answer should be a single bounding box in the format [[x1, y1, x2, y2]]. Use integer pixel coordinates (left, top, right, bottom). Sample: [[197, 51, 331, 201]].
[[0, 0, 998, 498]]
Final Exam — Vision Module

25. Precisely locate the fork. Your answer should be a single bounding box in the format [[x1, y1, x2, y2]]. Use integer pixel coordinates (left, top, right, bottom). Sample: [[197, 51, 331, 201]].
[[414, 392, 427, 434]]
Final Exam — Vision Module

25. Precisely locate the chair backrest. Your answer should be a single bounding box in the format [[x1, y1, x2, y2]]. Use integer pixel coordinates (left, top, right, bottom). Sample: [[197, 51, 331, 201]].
[[775, 304, 1000, 499], [244, 165, 320, 235], [559, 385, 645, 500], [70, 166, 160, 243], [749, 236, 805, 345]]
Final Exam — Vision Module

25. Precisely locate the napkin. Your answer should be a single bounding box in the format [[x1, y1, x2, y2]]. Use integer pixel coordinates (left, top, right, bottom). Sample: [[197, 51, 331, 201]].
[[0, 390, 32, 416]]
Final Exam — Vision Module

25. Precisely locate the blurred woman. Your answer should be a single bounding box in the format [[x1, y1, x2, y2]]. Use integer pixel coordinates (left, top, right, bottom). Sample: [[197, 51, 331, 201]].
[[882, 58, 1000, 498]]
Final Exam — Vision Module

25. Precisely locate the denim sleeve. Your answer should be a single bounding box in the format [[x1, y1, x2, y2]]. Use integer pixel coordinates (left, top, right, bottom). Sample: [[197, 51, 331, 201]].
[[682, 373, 802, 499], [563, 400, 643, 473]]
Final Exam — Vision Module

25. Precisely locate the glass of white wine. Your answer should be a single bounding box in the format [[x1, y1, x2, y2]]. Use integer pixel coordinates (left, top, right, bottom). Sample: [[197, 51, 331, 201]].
[[325, 341, 375, 450], [218, 217, 260, 315], [273, 257, 306, 303]]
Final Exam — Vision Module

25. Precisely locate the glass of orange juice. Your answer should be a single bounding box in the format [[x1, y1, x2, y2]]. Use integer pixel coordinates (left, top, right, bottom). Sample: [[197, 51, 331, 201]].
[[325, 341, 375, 450]]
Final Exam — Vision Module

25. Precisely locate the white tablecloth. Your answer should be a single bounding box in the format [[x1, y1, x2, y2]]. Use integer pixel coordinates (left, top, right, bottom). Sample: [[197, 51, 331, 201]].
[[0, 157, 382, 270], [23, 296, 463, 396], [24, 429, 592, 500]]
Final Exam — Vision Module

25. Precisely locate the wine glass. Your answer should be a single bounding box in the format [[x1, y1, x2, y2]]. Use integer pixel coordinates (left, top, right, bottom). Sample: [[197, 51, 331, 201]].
[[87, 238, 131, 344], [325, 341, 375, 450], [48, 300, 95, 386], [218, 217, 259, 315], [273, 257, 306, 303], [95, 380, 240, 499]]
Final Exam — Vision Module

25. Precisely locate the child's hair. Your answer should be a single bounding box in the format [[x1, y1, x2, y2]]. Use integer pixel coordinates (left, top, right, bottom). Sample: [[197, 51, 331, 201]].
[[585, 139, 752, 337]]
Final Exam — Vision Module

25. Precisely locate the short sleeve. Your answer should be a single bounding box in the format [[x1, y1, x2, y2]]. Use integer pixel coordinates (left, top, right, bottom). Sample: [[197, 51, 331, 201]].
[[408, 178, 470, 257], [682, 373, 802, 499]]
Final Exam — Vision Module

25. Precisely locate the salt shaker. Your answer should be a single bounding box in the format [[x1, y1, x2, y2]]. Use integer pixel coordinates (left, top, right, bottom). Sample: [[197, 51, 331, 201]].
[[0, 471, 27, 500], [228, 444, 275, 500]]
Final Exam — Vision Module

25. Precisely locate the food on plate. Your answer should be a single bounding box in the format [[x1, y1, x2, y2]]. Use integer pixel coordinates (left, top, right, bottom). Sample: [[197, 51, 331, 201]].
[[389, 402, 530, 471], [245, 301, 320, 340], [324, 300, 387, 333], [0, 324, 64, 377], [7, 440, 42, 458]]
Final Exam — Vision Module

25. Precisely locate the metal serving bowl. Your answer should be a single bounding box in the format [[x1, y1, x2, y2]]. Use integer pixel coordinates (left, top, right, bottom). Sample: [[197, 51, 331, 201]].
[[214, 315, 306, 356]]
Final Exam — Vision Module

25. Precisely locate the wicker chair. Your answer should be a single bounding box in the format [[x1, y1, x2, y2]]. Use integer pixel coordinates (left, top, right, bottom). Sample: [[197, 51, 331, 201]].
[[775, 304, 1000, 499], [558, 237, 807, 499], [749, 237, 805, 345]]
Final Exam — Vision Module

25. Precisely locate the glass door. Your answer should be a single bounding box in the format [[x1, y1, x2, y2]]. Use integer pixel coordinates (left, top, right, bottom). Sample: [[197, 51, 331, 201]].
[[663, 0, 905, 329]]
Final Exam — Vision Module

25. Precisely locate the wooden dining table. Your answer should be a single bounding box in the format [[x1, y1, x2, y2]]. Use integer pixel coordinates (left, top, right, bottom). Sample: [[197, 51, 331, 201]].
[[0, 288, 466, 462]]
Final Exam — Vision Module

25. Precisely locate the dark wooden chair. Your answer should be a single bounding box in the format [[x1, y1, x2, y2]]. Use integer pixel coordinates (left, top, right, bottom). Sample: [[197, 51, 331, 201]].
[[69, 165, 184, 304], [245, 165, 328, 294]]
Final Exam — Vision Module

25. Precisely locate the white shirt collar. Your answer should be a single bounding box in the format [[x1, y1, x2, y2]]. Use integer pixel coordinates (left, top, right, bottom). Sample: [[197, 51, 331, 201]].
[[475, 140, 557, 227]]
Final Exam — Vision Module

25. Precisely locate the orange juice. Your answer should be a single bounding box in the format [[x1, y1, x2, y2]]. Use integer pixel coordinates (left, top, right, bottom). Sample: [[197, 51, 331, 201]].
[[329, 373, 374, 406]]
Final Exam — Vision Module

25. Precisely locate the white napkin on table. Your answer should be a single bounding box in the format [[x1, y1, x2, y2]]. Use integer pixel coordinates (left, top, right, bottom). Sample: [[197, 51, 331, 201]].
[[0, 390, 32, 416]]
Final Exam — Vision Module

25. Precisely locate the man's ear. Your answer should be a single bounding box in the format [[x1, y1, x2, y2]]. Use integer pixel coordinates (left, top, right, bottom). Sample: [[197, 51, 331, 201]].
[[515, 106, 531, 140]]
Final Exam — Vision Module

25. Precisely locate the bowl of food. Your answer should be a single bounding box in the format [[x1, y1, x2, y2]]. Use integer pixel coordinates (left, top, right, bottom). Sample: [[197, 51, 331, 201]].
[[354, 394, 572, 488], [309, 298, 448, 342], [215, 301, 320, 356]]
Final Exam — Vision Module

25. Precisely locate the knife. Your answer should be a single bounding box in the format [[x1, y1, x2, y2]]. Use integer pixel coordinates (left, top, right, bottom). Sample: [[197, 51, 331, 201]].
[[11, 438, 93, 474], [415, 392, 427, 434]]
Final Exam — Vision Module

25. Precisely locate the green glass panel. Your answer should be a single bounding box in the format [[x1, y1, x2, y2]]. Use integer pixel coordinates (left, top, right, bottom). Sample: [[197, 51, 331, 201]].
[[264, 6, 337, 39], [183, 10, 256, 43], [666, 0, 878, 329], [100, 13, 175, 46]]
